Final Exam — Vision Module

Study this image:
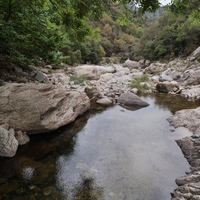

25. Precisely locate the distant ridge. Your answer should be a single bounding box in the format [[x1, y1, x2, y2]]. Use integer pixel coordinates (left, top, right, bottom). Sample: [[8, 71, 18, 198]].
[[126, 3, 167, 19]]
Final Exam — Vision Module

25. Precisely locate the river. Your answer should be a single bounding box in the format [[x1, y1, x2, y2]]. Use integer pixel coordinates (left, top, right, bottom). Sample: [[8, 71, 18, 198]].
[[0, 94, 199, 200]]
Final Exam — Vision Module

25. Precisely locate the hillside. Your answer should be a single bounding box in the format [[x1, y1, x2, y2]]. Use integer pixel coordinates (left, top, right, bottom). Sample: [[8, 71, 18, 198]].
[[0, 0, 199, 66]]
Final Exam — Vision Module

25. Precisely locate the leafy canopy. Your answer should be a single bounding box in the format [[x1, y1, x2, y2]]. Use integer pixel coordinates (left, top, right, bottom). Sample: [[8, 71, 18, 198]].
[[1, 0, 196, 64]]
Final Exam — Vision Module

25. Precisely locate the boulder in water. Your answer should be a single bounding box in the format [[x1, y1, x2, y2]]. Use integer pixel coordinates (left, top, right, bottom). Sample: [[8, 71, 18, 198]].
[[117, 92, 149, 108]]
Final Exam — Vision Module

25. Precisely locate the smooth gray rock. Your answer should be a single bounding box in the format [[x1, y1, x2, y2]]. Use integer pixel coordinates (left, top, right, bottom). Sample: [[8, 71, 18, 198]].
[[124, 59, 140, 70], [0, 83, 90, 134], [117, 92, 149, 107], [35, 71, 48, 83]]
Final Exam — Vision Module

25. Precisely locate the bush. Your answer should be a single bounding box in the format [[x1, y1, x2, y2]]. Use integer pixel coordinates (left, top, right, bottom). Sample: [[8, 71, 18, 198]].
[[70, 75, 90, 85], [129, 74, 151, 92]]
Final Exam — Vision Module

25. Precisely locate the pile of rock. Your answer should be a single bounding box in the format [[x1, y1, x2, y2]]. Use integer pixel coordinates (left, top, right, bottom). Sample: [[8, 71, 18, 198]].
[[0, 124, 29, 157], [0, 46, 200, 160], [168, 107, 200, 199], [146, 46, 200, 99], [0, 83, 90, 157]]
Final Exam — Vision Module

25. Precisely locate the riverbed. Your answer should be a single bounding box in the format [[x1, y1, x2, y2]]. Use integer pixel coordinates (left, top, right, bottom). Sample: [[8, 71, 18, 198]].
[[0, 94, 199, 200]]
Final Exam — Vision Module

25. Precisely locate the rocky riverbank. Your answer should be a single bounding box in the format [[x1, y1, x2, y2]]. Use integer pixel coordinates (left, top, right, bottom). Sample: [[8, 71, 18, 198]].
[[0, 46, 200, 198], [168, 107, 200, 200]]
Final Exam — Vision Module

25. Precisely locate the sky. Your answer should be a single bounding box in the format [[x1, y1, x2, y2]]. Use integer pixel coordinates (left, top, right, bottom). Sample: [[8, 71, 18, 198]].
[[160, 0, 171, 5]]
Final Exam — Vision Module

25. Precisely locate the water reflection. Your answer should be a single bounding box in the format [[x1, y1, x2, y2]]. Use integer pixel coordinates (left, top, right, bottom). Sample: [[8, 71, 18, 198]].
[[54, 95, 198, 200], [149, 93, 200, 113], [0, 95, 199, 200]]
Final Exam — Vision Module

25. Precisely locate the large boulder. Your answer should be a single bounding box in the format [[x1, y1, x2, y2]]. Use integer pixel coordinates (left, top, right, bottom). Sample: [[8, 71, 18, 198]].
[[0, 83, 90, 134], [0, 127, 18, 157], [74, 65, 101, 80], [117, 92, 149, 108]]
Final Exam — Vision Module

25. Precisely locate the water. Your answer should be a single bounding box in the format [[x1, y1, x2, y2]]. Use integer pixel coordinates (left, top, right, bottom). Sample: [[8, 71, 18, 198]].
[[0, 94, 199, 200]]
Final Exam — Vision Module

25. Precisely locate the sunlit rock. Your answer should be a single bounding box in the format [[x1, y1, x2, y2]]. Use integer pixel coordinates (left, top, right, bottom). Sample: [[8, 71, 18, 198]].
[[96, 97, 112, 105], [0, 83, 90, 134], [123, 59, 140, 70], [74, 65, 101, 80]]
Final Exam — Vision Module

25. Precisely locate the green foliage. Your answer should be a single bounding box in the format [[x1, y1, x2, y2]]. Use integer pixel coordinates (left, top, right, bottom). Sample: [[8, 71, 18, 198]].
[[101, 37, 114, 57], [70, 74, 90, 84], [141, 4, 200, 60], [1, 0, 199, 65], [117, 17, 130, 26], [129, 74, 151, 92], [0, 0, 65, 64], [176, 13, 200, 54], [170, 0, 200, 17]]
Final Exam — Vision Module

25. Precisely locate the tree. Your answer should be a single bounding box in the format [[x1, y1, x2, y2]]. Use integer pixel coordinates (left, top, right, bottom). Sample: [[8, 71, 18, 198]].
[[2, 0, 195, 64], [0, 0, 65, 64]]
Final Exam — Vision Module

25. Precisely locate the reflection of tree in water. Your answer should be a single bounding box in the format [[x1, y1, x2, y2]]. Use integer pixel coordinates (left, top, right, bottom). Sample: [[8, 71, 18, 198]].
[[74, 173, 104, 200], [148, 94, 200, 114]]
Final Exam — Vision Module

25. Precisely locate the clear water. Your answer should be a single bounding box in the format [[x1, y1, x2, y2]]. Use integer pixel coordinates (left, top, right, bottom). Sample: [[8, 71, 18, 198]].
[[0, 94, 199, 200]]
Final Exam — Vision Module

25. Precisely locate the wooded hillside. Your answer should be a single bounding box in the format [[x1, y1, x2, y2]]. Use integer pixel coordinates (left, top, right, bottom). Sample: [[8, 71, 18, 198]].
[[0, 0, 199, 66]]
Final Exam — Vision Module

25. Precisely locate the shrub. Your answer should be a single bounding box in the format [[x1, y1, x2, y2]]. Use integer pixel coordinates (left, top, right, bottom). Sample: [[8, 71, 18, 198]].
[[70, 75, 90, 85], [129, 74, 151, 92]]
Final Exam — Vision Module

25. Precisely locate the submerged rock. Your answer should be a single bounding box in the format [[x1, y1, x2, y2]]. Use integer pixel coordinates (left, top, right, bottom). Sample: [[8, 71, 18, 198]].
[[0, 181, 20, 194], [0, 83, 90, 134]]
